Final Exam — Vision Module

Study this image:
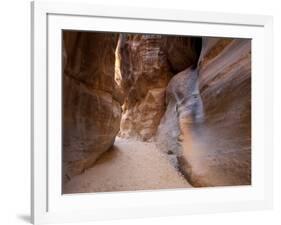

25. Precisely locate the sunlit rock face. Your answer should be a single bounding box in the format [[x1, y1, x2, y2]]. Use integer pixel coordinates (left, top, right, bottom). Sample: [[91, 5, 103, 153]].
[[178, 38, 252, 187], [117, 34, 201, 140], [63, 32, 122, 180]]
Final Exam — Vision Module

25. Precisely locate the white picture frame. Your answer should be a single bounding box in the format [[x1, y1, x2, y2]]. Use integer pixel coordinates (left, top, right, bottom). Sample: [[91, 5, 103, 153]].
[[31, 1, 274, 224]]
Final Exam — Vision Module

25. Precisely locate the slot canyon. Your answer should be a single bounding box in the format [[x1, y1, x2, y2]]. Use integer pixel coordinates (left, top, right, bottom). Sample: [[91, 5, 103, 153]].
[[62, 31, 251, 193]]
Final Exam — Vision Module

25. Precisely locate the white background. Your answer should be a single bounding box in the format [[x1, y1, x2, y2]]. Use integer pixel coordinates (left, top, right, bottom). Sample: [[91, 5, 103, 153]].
[[0, 0, 280, 224]]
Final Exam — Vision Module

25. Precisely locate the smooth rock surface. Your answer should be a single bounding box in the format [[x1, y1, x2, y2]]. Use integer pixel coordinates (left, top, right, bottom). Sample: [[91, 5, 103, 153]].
[[178, 38, 252, 186], [63, 31, 121, 180], [156, 67, 204, 168]]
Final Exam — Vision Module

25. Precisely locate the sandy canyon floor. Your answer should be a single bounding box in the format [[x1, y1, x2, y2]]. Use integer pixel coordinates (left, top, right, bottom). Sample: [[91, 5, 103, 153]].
[[63, 137, 191, 194]]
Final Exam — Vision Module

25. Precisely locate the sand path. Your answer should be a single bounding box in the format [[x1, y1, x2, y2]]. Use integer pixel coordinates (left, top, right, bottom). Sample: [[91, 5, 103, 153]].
[[63, 137, 191, 194]]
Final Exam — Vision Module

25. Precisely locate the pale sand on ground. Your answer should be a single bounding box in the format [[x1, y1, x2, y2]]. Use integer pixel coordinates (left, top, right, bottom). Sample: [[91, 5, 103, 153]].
[[63, 137, 192, 194]]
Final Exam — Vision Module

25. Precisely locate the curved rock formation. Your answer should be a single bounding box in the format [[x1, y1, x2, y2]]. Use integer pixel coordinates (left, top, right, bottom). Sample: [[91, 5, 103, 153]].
[[156, 67, 204, 168], [63, 32, 121, 180], [178, 38, 252, 186], [117, 34, 201, 140]]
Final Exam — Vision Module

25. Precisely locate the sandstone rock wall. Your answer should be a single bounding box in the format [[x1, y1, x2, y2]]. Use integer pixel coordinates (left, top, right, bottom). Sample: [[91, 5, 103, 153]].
[[63, 31, 121, 180], [117, 34, 201, 140], [171, 38, 252, 187]]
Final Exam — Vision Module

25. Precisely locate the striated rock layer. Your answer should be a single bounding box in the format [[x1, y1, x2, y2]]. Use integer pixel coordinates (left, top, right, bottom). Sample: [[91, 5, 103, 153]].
[[63, 31, 121, 180], [117, 34, 201, 140], [173, 38, 252, 187]]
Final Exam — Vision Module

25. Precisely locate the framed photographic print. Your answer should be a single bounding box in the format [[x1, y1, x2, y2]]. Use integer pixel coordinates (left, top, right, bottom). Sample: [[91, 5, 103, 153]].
[[31, 1, 273, 224]]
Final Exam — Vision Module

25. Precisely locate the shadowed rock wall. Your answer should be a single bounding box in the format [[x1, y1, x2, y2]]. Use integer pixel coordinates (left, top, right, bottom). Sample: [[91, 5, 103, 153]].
[[63, 32, 121, 180]]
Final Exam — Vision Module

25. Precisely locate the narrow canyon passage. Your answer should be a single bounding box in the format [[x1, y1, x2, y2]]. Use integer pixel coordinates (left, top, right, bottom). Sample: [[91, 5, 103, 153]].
[[63, 138, 191, 194], [63, 32, 251, 193]]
